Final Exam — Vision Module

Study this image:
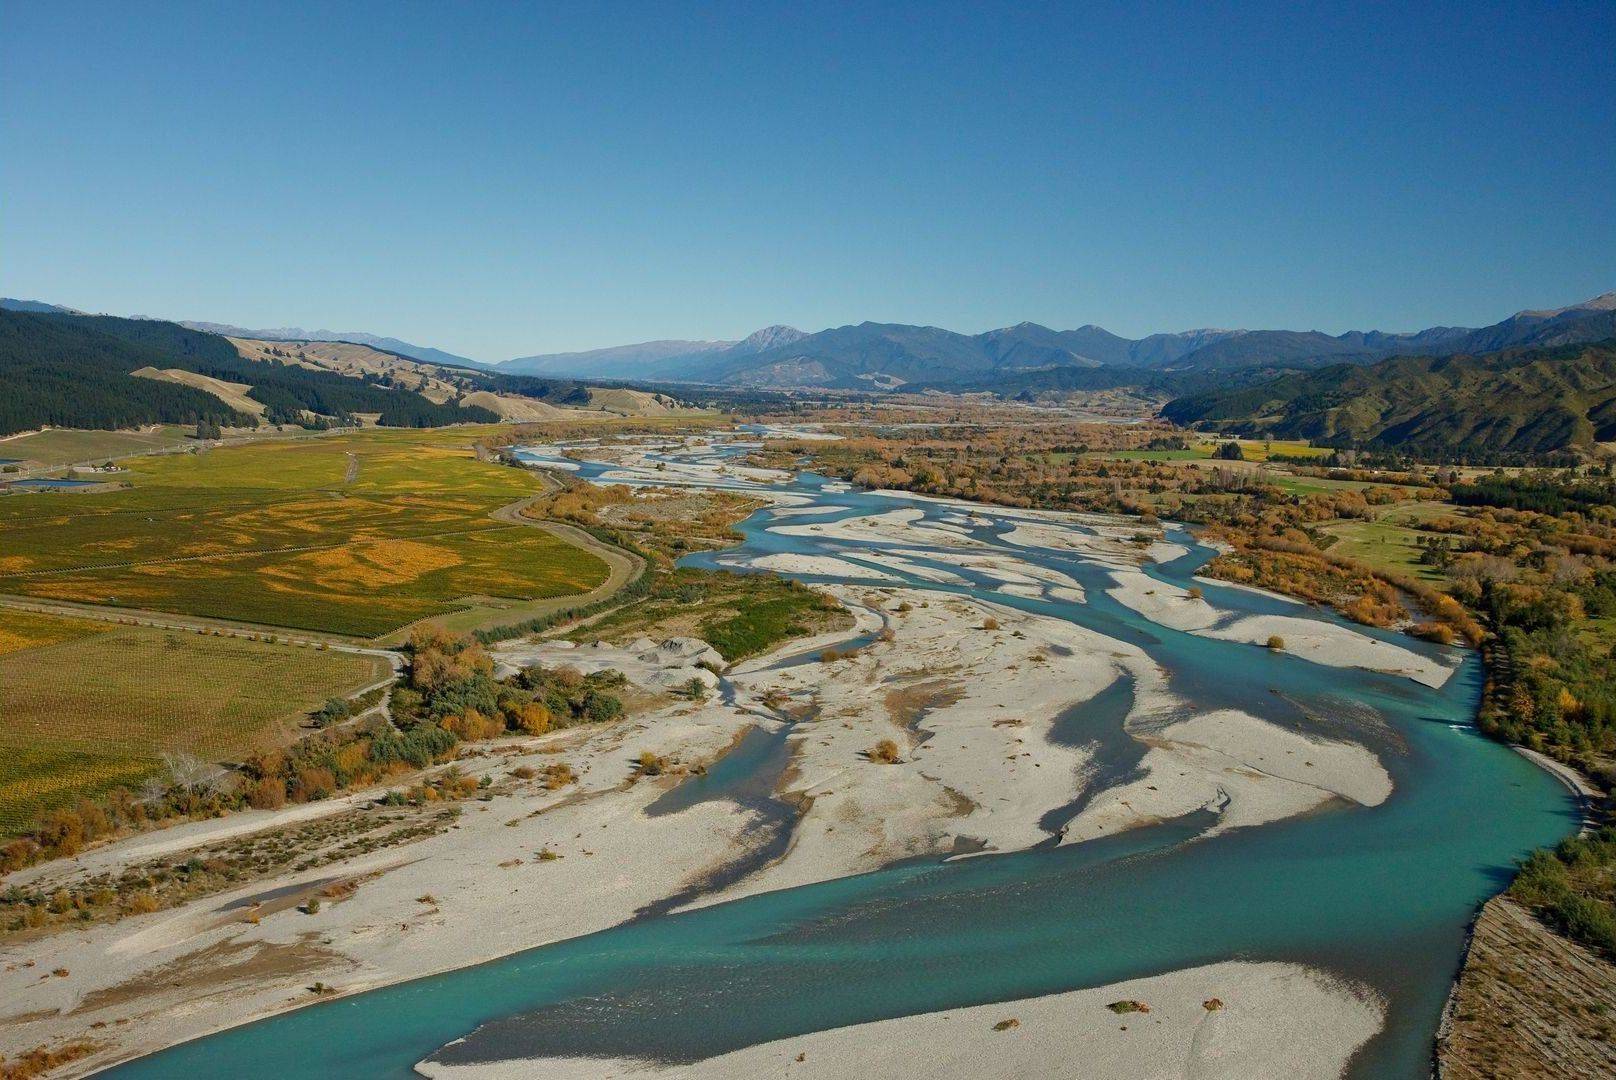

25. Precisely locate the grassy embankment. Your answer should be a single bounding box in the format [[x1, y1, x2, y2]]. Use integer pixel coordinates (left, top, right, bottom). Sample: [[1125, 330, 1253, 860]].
[[0, 426, 609, 638]]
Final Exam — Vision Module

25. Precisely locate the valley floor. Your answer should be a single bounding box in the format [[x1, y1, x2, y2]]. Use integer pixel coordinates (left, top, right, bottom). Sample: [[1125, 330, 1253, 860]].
[[0, 576, 1394, 1079], [0, 431, 1584, 1080]]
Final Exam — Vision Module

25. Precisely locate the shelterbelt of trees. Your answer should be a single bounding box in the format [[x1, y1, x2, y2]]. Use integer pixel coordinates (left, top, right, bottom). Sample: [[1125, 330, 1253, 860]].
[[764, 421, 1616, 782]]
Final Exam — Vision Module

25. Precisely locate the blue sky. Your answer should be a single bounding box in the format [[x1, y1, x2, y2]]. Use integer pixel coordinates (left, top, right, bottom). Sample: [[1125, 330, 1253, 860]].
[[4, 1, 1613, 361]]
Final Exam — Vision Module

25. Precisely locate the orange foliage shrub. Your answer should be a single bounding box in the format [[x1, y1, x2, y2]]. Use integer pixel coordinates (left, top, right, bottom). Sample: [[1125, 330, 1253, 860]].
[[246, 776, 286, 810], [444, 709, 504, 741], [513, 701, 552, 735], [290, 767, 337, 801]]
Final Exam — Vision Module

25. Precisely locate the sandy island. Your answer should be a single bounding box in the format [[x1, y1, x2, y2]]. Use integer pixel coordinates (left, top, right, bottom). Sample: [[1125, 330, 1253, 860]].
[[418, 961, 1383, 1080]]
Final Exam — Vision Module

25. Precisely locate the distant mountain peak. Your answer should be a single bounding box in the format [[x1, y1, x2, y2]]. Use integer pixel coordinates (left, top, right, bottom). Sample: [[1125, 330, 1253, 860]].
[[732, 325, 806, 354], [1513, 290, 1616, 320], [498, 338, 735, 378]]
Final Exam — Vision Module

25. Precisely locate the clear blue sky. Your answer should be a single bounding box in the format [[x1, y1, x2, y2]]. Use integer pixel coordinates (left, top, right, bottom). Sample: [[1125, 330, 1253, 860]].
[[4, 1, 1613, 361]]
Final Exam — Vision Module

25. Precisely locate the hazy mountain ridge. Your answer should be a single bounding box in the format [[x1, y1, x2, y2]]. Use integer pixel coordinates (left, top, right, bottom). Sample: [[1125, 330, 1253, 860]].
[[498, 326, 812, 379], [175, 321, 481, 370], [501, 338, 736, 377], [1513, 291, 1616, 320], [511, 291, 1615, 389], [0, 297, 81, 315]]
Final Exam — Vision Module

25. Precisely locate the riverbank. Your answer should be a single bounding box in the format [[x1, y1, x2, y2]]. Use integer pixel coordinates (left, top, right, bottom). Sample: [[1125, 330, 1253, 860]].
[[1434, 749, 1613, 1079], [1513, 747, 1603, 822], [0, 671, 763, 1074], [1437, 894, 1616, 1078]]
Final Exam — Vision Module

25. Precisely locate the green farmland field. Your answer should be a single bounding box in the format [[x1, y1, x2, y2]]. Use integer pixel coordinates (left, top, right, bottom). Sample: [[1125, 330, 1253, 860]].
[[1317, 516, 1449, 581], [0, 428, 609, 638]]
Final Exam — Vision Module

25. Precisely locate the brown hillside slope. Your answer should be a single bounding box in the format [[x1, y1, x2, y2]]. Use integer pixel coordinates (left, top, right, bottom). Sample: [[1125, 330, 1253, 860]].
[[228, 337, 573, 419], [131, 367, 266, 416]]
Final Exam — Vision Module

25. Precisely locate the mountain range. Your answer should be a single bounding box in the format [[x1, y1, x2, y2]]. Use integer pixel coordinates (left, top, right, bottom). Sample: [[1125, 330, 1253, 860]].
[[501, 325, 810, 379], [17, 292, 1613, 394], [494, 321, 1241, 386], [0, 297, 79, 315], [487, 291, 1616, 390]]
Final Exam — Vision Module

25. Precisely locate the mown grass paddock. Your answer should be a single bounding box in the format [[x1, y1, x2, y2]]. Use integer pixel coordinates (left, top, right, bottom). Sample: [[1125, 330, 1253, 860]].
[[1089, 437, 1335, 463], [1316, 501, 1463, 582], [0, 611, 387, 834], [0, 425, 196, 467], [0, 427, 610, 638]]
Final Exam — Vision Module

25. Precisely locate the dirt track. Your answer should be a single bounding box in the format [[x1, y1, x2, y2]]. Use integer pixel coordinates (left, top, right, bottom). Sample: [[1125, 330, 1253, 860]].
[[492, 494, 644, 601]]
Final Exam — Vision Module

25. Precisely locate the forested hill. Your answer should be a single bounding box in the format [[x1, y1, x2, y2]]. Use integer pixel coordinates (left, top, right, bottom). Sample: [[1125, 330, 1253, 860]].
[[0, 310, 244, 435], [0, 310, 500, 436], [1161, 338, 1616, 461]]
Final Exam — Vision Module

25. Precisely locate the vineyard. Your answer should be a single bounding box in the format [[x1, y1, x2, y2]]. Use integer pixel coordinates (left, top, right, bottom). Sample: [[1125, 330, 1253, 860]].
[[0, 427, 609, 637], [0, 614, 388, 834]]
